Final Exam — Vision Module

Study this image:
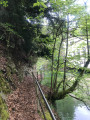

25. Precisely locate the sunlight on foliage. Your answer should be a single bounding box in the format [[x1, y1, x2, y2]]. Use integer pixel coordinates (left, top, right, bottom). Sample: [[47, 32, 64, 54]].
[[33, 1, 47, 8], [0, 0, 8, 7]]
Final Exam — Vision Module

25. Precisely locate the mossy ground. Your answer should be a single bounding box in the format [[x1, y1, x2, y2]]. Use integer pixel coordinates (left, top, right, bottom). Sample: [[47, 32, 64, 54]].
[[0, 96, 9, 120]]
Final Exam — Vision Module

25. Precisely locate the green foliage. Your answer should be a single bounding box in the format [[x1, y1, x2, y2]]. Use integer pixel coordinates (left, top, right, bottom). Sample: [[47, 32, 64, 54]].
[[0, 0, 89, 104], [36, 0, 90, 102], [33, 1, 47, 8], [0, 23, 23, 48], [73, 73, 90, 107], [42, 111, 52, 120], [33, 1, 47, 21], [0, 70, 10, 120], [36, 57, 49, 70], [0, 0, 53, 57], [0, 96, 9, 120], [0, 71, 11, 94], [0, 0, 8, 7]]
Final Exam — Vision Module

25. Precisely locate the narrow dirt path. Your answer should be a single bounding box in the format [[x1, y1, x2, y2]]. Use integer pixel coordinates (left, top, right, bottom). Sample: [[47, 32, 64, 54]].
[[7, 76, 43, 120]]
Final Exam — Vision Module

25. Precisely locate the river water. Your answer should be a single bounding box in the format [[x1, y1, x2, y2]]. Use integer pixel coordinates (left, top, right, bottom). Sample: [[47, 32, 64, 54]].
[[41, 73, 90, 120], [53, 96, 90, 120]]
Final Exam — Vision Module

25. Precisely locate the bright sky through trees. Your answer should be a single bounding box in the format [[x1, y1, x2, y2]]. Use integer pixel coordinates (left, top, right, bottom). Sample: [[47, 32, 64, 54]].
[[76, 0, 90, 12]]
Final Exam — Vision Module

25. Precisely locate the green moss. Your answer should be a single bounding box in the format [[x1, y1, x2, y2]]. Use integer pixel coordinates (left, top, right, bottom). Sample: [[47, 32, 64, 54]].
[[0, 96, 9, 120], [39, 97, 53, 120], [0, 72, 11, 94], [45, 111, 52, 120], [41, 111, 52, 120]]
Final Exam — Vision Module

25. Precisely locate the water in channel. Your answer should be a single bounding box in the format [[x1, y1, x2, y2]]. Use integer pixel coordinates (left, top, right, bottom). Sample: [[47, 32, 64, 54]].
[[53, 96, 90, 120]]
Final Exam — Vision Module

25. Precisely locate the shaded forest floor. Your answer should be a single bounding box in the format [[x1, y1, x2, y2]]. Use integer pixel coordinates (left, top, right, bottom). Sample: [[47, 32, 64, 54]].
[[7, 76, 43, 120]]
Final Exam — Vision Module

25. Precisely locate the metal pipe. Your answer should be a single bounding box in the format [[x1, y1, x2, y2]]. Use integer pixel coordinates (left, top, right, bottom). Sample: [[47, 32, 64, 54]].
[[32, 72, 56, 120], [37, 93, 47, 120]]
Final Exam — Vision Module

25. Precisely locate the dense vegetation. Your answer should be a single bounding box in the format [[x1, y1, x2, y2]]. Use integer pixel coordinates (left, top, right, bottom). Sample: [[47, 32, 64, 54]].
[[0, 0, 90, 119], [35, 0, 90, 108]]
